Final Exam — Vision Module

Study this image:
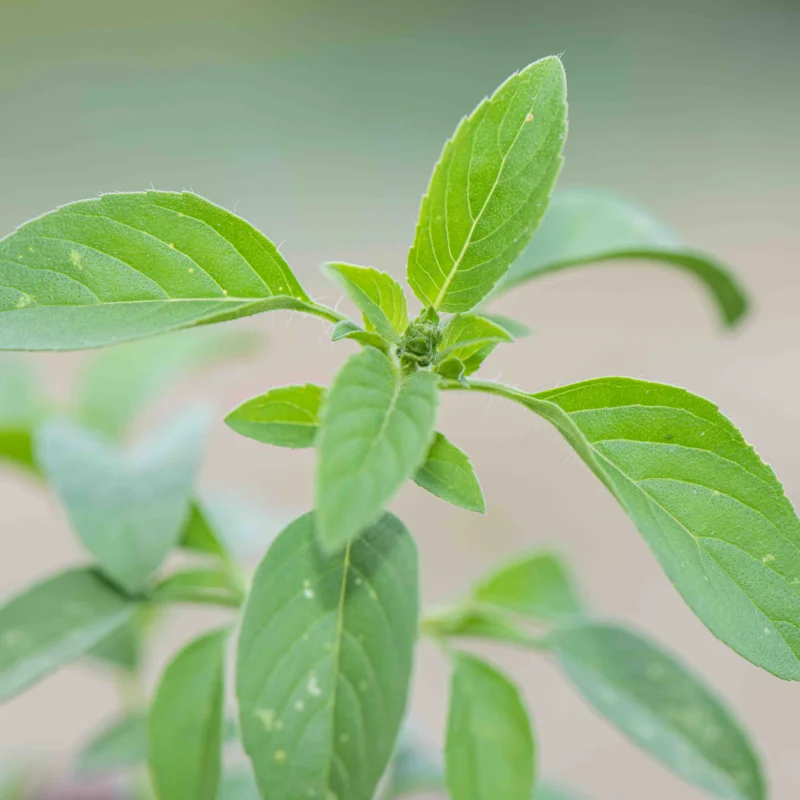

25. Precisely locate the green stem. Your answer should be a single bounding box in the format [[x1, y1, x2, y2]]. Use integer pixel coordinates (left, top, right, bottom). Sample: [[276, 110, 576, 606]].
[[303, 300, 350, 325]]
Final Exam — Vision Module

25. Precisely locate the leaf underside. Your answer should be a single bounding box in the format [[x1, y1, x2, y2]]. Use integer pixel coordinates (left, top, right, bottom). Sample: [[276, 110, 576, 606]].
[[0, 191, 311, 350], [549, 622, 765, 800], [236, 511, 419, 800], [496, 190, 748, 327], [0, 568, 137, 702]]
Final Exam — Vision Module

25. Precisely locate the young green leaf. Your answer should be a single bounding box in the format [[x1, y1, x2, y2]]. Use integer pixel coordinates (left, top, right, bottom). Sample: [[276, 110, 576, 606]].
[[77, 714, 148, 775], [316, 347, 438, 551], [462, 377, 800, 681], [0, 568, 138, 702], [225, 384, 325, 449], [36, 409, 208, 594], [327, 263, 409, 343], [152, 566, 243, 608], [548, 622, 765, 800], [446, 652, 535, 800], [0, 356, 46, 472], [495, 191, 748, 327], [438, 314, 514, 363], [435, 357, 468, 384], [331, 320, 386, 350], [237, 511, 419, 800], [472, 551, 583, 621], [0, 191, 345, 351], [149, 628, 228, 800], [385, 728, 445, 798], [76, 326, 258, 440], [414, 432, 485, 513], [408, 57, 567, 313]]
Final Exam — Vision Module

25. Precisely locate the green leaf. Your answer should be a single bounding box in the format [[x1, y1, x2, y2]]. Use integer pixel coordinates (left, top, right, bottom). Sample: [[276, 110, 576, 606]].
[[236, 511, 419, 800], [316, 347, 438, 551], [472, 551, 583, 621], [77, 714, 148, 774], [153, 566, 243, 608], [0, 568, 138, 702], [548, 622, 765, 800], [35, 409, 208, 594], [496, 191, 748, 327], [414, 432, 485, 513], [446, 652, 535, 800], [407, 57, 567, 313], [0, 191, 342, 351], [0, 356, 46, 472], [435, 357, 467, 384], [149, 628, 228, 800], [331, 320, 386, 350], [385, 728, 445, 797], [76, 326, 258, 440], [465, 377, 800, 681], [438, 314, 513, 364], [327, 263, 409, 343], [225, 384, 324, 449]]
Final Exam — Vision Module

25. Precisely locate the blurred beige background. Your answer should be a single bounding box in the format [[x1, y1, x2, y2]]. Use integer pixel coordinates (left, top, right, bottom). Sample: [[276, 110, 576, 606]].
[[1, 0, 799, 797]]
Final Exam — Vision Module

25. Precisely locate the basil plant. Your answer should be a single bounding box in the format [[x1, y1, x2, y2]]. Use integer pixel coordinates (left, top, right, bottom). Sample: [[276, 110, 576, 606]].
[[0, 56, 793, 800]]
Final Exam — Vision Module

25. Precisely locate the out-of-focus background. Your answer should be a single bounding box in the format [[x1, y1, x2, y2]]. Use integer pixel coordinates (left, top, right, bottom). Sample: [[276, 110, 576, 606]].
[[1, 0, 799, 797]]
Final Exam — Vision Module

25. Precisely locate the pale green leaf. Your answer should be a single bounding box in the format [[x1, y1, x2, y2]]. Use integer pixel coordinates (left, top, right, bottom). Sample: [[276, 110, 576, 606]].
[[76, 326, 258, 440], [153, 566, 243, 608], [548, 622, 765, 800], [446, 652, 535, 800], [36, 409, 208, 593], [385, 728, 445, 797], [77, 714, 148, 774], [225, 384, 324, 449], [0, 568, 138, 702], [0, 356, 46, 472], [331, 320, 386, 350], [472, 551, 583, 621], [0, 191, 340, 351], [414, 432, 485, 513], [149, 628, 228, 800], [327, 263, 409, 343], [465, 377, 800, 681], [438, 314, 513, 363], [496, 191, 748, 327], [236, 511, 418, 800], [408, 57, 567, 313], [316, 347, 438, 551]]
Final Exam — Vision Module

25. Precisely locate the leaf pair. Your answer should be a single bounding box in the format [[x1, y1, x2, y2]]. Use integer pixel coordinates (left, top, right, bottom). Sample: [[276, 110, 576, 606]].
[[431, 551, 765, 800], [226, 348, 485, 549]]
